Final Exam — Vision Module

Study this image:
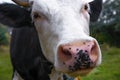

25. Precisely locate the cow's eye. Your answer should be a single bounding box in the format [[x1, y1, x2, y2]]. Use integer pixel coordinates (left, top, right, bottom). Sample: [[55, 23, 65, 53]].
[[33, 12, 41, 19], [84, 4, 88, 11], [83, 4, 91, 14]]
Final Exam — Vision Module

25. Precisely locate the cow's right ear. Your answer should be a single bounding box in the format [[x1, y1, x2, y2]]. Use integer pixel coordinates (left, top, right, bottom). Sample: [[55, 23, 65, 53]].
[[0, 3, 32, 28], [89, 0, 103, 22]]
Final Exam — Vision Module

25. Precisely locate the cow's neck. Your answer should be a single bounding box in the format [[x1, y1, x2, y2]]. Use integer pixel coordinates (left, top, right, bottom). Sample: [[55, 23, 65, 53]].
[[49, 68, 81, 80], [49, 68, 63, 80]]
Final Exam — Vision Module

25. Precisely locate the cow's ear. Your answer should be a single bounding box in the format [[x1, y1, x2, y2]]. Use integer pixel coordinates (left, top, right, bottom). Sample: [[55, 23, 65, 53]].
[[89, 0, 103, 22], [0, 3, 32, 28]]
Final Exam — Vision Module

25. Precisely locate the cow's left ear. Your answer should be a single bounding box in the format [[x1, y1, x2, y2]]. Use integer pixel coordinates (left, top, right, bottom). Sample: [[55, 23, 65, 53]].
[[0, 3, 32, 28], [89, 0, 103, 22]]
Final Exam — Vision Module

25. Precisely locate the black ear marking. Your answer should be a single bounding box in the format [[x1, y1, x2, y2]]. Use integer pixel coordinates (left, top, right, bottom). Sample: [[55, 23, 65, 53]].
[[89, 0, 103, 22], [0, 3, 32, 28]]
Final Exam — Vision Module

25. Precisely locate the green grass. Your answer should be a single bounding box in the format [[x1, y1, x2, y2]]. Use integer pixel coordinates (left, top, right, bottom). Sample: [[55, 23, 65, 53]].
[[0, 45, 120, 80], [0, 46, 12, 80]]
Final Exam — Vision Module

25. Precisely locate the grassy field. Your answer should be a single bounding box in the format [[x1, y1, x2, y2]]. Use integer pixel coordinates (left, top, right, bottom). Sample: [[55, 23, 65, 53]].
[[0, 46, 12, 80], [0, 45, 120, 80]]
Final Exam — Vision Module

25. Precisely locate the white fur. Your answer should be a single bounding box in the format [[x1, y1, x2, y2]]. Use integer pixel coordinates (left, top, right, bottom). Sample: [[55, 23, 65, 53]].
[[13, 71, 23, 80], [30, 0, 101, 78]]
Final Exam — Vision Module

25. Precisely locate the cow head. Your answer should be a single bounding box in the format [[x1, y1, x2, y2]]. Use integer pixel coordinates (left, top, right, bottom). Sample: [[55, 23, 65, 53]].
[[0, 0, 102, 78]]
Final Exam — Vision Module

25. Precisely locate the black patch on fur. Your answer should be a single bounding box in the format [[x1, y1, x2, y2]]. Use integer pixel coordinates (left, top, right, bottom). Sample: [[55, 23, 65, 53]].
[[11, 27, 53, 80], [0, 3, 32, 27], [89, 0, 103, 22]]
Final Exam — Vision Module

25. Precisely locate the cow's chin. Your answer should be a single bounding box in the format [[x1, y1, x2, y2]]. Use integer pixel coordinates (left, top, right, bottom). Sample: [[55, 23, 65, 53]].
[[55, 65, 94, 77], [66, 68, 94, 77], [54, 60, 96, 77]]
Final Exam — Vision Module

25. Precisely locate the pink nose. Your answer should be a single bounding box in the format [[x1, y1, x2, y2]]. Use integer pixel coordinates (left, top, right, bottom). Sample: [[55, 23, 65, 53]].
[[58, 40, 99, 70]]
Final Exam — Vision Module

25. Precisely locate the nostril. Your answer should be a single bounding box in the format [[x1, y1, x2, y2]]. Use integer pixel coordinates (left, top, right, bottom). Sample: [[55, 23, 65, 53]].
[[87, 40, 100, 64], [62, 49, 72, 56], [58, 45, 73, 62]]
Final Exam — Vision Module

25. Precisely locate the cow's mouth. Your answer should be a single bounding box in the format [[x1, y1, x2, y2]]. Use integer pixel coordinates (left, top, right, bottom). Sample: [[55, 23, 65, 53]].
[[67, 67, 94, 77]]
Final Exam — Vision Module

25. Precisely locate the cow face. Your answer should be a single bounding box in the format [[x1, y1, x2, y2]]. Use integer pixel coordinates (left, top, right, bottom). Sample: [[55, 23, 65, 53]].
[[0, 0, 102, 77], [31, 0, 92, 64], [29, 0, 102, 76]]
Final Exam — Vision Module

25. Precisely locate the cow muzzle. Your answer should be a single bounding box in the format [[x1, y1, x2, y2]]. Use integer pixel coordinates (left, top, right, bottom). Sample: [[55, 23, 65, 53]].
[[58, 40, 101, 76]]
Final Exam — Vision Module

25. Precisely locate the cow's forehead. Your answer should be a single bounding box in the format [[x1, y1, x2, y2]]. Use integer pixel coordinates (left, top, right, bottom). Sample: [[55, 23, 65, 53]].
[[32, 0, 94, 4], [32, 0, 93, 13]]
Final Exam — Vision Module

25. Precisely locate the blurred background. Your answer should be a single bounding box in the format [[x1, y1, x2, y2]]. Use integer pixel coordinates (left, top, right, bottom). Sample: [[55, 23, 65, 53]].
[[0, 0, 120, 80]]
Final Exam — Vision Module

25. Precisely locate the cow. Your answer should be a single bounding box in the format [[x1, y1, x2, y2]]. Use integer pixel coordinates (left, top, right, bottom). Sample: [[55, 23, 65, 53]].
[[0, 0, 102, 80]]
